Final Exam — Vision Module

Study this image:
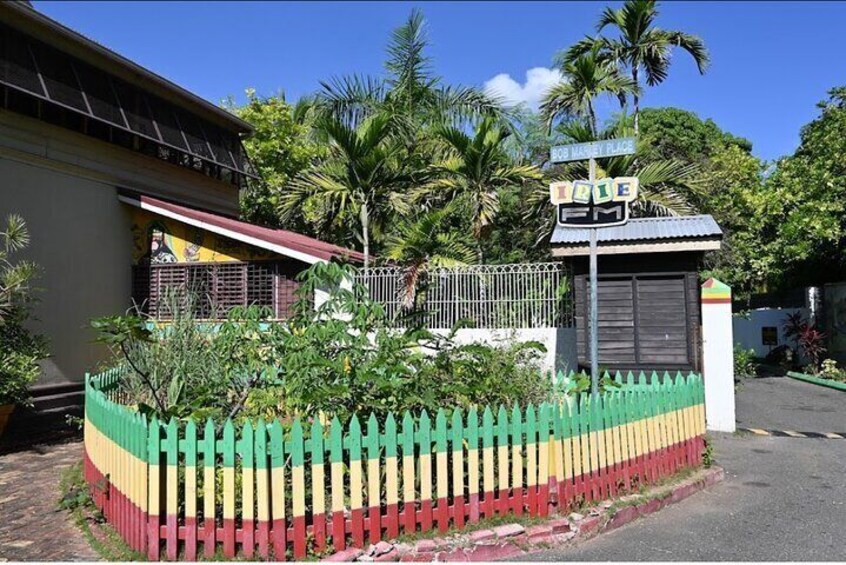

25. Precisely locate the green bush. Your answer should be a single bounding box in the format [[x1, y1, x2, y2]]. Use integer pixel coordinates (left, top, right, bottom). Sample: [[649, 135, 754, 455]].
[[93, 262, 551, 424], [0, 214, 47, 406], [733, 345, 757, 379], [818, 358, 846, 382]]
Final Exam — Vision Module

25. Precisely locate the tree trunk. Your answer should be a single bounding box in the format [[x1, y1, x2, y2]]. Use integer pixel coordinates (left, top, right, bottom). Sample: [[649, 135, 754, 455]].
[[360, 203, 370, 273], [632, 67, 640, 135], [588, 100, 598, 139]]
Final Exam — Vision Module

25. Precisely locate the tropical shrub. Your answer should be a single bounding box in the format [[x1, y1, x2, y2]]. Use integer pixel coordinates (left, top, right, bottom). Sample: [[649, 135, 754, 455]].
[[0, 214, 47, 406], [733, 345, 757, 379], [93, 262, 551, 424], [818, 358, 846, 382], [782, 312, 826, 370]]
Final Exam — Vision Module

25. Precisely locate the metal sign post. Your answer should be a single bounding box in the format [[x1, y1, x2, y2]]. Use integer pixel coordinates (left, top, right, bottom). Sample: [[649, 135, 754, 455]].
[[550, 139, 637, 395], [587, 156, 599, 395]]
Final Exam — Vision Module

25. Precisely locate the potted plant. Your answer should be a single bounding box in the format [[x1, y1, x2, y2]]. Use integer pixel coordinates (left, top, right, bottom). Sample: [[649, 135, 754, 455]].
[[0, 214, 46, 437]]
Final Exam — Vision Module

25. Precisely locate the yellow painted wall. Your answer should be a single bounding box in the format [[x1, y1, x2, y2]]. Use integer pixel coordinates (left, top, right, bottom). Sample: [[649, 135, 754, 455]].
[[129, 207, 275, 264]]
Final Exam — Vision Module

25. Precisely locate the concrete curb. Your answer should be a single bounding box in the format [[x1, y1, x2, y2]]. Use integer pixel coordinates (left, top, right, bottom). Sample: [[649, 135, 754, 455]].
[[321, 466, 725, 562], [786, 372, 846, 392]]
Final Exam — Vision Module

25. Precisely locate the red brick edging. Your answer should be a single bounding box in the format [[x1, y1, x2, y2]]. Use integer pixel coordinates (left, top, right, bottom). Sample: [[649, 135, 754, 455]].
[[322, 466, 725, 562]]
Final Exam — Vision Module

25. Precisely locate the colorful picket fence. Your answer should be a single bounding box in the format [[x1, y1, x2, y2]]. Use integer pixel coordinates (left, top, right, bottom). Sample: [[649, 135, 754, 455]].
[[84, 369, 706, 561]]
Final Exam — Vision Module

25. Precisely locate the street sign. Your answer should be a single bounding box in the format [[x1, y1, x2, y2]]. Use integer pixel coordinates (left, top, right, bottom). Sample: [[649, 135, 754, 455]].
[[548, 136, 638, 396], [550, 137, 636, 163]]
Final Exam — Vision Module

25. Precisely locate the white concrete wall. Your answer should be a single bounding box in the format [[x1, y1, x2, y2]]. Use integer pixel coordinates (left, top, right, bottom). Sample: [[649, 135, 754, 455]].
[[429, 327, 578, 376], [0, 158, 133, 385], [733, 307, 808, 357]]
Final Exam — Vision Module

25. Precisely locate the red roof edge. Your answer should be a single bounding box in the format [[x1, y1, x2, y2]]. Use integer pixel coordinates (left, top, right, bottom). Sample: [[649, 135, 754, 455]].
[[120, 192, 365, 264]]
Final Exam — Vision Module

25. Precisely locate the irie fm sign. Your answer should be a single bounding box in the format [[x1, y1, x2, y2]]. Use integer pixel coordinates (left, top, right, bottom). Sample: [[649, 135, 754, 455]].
[[549, 177, 639, 228]]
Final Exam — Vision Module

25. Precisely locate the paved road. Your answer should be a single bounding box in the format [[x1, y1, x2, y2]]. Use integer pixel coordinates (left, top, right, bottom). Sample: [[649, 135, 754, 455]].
[[522, 376, 846, 561], [736, 375, 845, 432]]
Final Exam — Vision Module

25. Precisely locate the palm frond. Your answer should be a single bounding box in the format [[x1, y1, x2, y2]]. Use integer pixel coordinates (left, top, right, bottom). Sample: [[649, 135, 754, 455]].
[[666, 31, 710, 74], [2, 214, 29, 253], [385, 8, 432, 94], [596, 6, 625, 32], [432, 85, 508, 126], [317, 74, 387, 127]]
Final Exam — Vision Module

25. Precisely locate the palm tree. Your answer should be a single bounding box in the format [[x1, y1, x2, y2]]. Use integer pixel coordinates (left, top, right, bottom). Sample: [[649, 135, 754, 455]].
[[317, 9, 506, 132], [540, 47, 638, 136], [384, 203, 476, 309], [422, 117, 542, 261], [279, 113, 410, 270], [567, 0, 709, 133]]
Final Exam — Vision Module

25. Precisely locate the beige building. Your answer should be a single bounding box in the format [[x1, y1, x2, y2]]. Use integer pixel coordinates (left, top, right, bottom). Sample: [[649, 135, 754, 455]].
[[0, 3, 359, 441]]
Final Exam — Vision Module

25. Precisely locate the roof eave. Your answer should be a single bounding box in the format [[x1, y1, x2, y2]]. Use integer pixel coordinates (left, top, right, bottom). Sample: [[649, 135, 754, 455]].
[[550, 237, 723, 258], [2, 2, 254, 136], [119, 193, 365, 264]]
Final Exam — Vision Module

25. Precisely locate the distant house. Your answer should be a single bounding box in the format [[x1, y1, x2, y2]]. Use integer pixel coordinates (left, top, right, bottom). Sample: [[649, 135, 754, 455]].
[[0, 3, 360, 440]]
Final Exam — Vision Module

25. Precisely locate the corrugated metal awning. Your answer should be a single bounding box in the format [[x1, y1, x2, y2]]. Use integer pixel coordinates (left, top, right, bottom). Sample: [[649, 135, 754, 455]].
[[551, 215, 722, 244]]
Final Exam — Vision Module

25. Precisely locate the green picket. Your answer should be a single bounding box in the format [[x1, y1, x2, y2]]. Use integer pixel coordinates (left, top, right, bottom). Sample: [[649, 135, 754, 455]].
[[268, 419, 286, 560], [450, 408, 465, 527], [384, 412, 399, 539], [418, 410, 433, 529], [510, 405, 523, 515], [434, 409, 449, 530], [311, 416, 326, 548], [253, 418, 269, 557], [365, 413, 381, 543], [348, 415, 364, 546], [525, 405, 538, 513], [291, 418, 307, 557], [165, 417, 178, 559], [401, 411, 417, 533], [221, 419, 236, 557], [184, 419, 198, 558], [496, 405, 509, 513]]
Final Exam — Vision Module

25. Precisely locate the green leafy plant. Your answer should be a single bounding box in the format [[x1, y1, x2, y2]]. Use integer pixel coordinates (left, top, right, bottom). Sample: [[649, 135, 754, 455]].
[[551, 370, 622, 397], [819, 358, 846, 382], [702, 435, 714, 468], [0, 214, 47, 406], [95, 262, 552, 425], [733, 345, 757, 379], [91, 290, 285, 423]]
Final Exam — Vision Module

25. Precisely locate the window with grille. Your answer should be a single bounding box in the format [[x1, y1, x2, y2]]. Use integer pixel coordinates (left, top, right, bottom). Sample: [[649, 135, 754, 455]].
[[134, 261, 299, 320]]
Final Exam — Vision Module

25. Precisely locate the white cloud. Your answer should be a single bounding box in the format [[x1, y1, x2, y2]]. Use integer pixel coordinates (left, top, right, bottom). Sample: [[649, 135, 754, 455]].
[[483, 67, 563, 111]]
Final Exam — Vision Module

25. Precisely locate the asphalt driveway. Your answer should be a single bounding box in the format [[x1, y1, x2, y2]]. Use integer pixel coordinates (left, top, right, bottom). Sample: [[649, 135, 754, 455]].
[[736, 374, 845, 433], [519, 376, 846, 561]]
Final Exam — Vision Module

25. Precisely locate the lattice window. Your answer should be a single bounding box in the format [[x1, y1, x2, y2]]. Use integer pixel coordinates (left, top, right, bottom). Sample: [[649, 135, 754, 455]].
[[212, 263, 247, 317], [138, 261, 298, 320], [247, 262, 276, 315]]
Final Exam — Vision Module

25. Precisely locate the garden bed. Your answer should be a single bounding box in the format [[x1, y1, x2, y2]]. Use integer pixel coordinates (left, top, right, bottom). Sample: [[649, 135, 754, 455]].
[[83, 368, 707, 561]]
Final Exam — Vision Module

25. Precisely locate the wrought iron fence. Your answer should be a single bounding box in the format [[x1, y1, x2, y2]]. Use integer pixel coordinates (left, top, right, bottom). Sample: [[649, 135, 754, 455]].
[[355, 262, 574, 329]]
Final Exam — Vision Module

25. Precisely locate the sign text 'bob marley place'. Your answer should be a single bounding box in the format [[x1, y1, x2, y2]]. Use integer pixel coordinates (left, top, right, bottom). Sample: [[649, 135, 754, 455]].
[[550, 177, 639, 228]]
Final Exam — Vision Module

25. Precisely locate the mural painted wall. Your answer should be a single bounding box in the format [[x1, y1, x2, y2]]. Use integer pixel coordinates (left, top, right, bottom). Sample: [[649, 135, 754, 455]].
[[129, 208, 276, 265]]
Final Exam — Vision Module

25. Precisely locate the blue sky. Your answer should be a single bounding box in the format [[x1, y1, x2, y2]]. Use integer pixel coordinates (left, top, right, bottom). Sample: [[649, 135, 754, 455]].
[[34, 1, 846, 161]]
